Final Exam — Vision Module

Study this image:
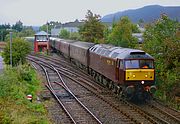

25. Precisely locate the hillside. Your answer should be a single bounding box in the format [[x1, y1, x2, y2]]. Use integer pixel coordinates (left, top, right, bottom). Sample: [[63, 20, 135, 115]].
[[101, 5, 180, 23]]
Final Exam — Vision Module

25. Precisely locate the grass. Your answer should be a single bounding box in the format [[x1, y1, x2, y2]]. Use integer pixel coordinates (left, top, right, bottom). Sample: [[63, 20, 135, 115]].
[[0, 64, 51, 123]]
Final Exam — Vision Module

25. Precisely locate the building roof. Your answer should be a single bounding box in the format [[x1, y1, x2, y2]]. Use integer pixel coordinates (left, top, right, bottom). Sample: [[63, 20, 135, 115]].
[[35, 31, 49, 36], [55, 20, 84, 29], [54, 20, 112, 29]]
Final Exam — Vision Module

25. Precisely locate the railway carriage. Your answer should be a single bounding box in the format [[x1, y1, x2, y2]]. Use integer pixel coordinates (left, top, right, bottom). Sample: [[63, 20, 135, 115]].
[[69, 41, 95, 70], [59, 40, 76, 58], [49, 37, 62, 53]]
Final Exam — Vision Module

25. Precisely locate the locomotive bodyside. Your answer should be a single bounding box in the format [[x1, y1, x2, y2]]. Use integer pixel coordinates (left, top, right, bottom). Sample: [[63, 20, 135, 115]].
[[89, 45, 117, 83], [89, 44, 156, 100]]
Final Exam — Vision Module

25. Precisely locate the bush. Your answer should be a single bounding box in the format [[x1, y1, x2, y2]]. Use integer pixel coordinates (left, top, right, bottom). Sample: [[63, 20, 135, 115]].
[[0, 65, 50, 123], [142, 15, 180, 109], [2, 37, 31, 66]]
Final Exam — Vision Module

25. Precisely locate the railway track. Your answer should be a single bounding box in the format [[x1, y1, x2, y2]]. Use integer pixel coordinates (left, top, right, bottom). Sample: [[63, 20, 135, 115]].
[[28, 57, 137, 123], [27, 54, 180, 124], [32, 61, 102, 124]]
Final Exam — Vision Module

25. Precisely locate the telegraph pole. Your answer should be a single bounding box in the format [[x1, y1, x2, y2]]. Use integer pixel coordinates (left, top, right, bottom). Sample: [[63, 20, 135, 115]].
[[47, 22, 49, 54], [10, 32, 12, 66]]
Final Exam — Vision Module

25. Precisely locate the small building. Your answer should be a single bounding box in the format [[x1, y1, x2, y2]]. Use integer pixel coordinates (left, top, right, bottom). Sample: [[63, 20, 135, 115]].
[[34, 31, 49, 52], [51, 19, 84, 37], [132, 33, 144, 44]]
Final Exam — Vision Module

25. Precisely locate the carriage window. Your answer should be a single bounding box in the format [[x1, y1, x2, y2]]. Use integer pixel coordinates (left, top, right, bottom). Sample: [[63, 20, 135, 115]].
[[140, 60, 154, 69], [125, 60, 139, 69]]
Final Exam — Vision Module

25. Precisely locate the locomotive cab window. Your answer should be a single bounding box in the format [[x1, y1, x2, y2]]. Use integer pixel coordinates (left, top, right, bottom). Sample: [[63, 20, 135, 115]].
[[140, 60, 154, 69], [125, 60, 154, 69], [125, 60, 139, 69]]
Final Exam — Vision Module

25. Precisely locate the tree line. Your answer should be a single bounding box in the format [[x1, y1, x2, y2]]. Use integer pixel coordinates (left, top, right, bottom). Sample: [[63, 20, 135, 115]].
[[0, 21, 35, 41]]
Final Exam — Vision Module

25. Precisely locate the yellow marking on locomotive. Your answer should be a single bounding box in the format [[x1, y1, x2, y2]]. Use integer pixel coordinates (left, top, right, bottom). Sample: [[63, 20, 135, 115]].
[[106, 60, 114, 65], [125, 69, 154, 81]]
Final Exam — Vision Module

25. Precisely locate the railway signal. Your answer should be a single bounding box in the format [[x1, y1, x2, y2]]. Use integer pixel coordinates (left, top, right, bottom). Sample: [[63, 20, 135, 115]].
[[27, 94, 32, 102]]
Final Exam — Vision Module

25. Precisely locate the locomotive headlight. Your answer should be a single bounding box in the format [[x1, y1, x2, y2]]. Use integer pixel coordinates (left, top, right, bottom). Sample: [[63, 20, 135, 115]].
[[132, 74, 136, 78], [141, 81, 145, 84], [145, 74, 148, 78]]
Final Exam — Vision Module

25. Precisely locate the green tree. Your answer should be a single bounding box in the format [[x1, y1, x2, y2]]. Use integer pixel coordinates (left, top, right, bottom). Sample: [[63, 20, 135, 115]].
[[79, 10, 104, 43], [107, 16, 138, 48], [59, 29, 70, 39], [18, 26, 35, 37], [2, 38, 31, 66], [142, 15, 180, 101], [69, 32, 81, 40], [0, 24, 11, 41], [0, 29, 9, 41], [12, 20, 23, 32]]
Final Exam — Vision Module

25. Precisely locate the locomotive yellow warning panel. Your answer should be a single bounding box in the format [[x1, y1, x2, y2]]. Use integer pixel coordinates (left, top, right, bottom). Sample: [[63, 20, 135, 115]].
[[125, 69, 154, 80]]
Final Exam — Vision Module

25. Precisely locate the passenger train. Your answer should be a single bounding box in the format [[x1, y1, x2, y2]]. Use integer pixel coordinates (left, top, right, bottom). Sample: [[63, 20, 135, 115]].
[[49, 37, 156, 101]]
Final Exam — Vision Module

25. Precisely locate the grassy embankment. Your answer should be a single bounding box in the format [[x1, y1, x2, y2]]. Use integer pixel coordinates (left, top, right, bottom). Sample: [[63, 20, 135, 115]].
[[0, 64, 50, 123]]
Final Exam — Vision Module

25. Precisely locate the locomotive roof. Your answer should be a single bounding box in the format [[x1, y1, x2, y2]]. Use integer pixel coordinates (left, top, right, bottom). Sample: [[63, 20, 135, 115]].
[[70, 41, 95, 49], [90, 44, 154, 59]]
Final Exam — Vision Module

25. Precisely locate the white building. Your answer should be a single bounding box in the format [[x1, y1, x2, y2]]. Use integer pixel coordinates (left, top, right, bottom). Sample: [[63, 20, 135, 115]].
[[51, 19, 83, 37]]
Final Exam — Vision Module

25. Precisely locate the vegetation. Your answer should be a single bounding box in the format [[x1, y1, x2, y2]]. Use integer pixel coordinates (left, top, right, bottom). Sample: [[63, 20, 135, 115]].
[[59, 29, 70, 39], [79, 10, 105, 43], [59, 29, 81, 40], [106, 16, 138, 48], [0, 26, 50, 122], [0, 24, 11, 41], [17, 27, 35, 37], [0, 21, 35, 42], [69, 32, 81, 40], [0, 64, 50, 123], [12, 20, 23, 32], [142, 15, 180, 109], [2, 38, 31, 66]]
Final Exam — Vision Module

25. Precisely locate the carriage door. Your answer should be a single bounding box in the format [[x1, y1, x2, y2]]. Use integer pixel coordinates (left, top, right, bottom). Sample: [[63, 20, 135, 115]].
[[119, 60, 124, 83], [115, 59, 120, 81]]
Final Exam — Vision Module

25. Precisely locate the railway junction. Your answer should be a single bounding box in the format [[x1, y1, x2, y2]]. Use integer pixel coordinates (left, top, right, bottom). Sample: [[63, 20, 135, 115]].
[[27, 53, 180, 124]]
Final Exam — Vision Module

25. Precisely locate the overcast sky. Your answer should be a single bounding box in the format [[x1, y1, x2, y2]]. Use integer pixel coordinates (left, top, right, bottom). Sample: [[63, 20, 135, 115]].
[[0, 0, 180, 26]]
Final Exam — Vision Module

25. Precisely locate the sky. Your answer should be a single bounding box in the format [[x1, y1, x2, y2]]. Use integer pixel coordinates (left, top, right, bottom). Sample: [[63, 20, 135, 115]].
[[0, 0, 180, 26]]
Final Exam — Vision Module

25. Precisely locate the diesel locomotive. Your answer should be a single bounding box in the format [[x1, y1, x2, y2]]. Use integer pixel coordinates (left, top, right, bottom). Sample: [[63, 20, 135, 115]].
[[49, 37, 156, 100]]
